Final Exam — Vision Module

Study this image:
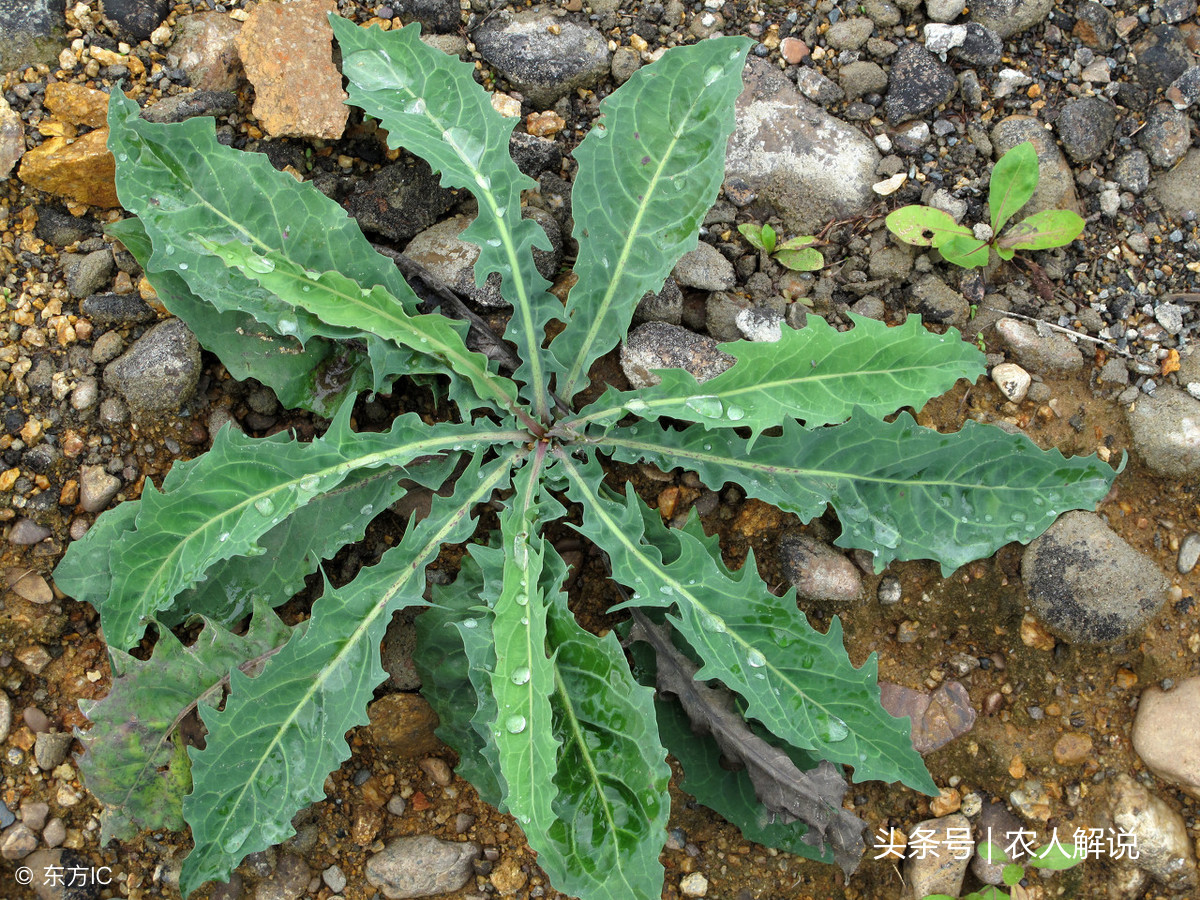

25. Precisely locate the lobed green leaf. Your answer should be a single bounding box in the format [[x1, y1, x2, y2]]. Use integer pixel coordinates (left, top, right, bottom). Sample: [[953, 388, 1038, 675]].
[[180, 452, 517, 896], [204, 240, 529, 422], [78, 599, 293, 843], [588, 413, 1118, 575], [559, 459, 933, 791], [551, 36, 753, 400], [988, 141, 1039, 234], [333, 18, 562, 420], [105, 90, 417, 397], [573, 315, 984, 435]]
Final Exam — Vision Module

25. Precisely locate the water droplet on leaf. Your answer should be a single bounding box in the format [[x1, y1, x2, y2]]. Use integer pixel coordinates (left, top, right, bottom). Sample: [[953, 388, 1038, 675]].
[[505, 714, 527, 734], [511, 667, 531, 685], [253, 497, 275, 516]]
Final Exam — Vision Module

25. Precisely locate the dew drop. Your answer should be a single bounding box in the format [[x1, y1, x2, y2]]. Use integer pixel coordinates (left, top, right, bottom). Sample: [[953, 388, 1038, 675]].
[[704, 66, 722, 86], [818, 714, 850, 743], [246, 254, 276, 274], [462, 618, 479, 629], [253, 497, 275, 516], [118, 152, 128, 162], [700, 612, 726, 634], [299, 475, 320, 492], [516, 592, 529, 606], [726, 404, 746, 421], [277, 319, 298, 336], [510, 667, 531, 685], [659, 584, 673, 595], [505, 714, 527, 734], [164, 245, 176, 256], [360, 504, 375, 516], [625, 399, 649, 413], [178, 262, 188, 270], [1010, 511, 1027, 523], [486, 237, 502, 247], [685, 395, 723, 418], [404, 97, 426, 115], [218, 532, 230, 542], [746, 649, 766, 668], [494, 206, 507, 218], [703, 443, 712, 451]]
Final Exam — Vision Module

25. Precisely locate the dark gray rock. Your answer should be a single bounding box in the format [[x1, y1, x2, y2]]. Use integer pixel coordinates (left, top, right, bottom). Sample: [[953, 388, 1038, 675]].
[[884, 43, 956, 125], [1124, 385, 1200, 478], [508, 131, 561, 179], [969, 0, 1054, 38], [366, 836, 480, 899], [1167, 66, 1200, 110], [725, 59, 880, 234], [255, 852, 310, 900], [1073, 1, 1115, 50], [633, 277, 683, 326], [620, 322, 734, 389], [1138, 103, 1191, 168], [952, 23, 1002, 67], [1152, 148, 1200, 219], [103, 319, 202, 417], [1021, 511, 1168, 645], [100, 0, 171, 41], [345, 158, 457, 244], [989, 116, 1082, 217], [142, 91, 239, 124], [0, 0, 65, 73], [778, 533, 862, 605], [1132, 26, 1193, 94], [908, 274, 970, 327], [795, 66, 844, 106], [839, 61, 888, 100], [35, 206, 95, 247], [393, 0, 458, 33], [64, 250, 114, 299], [81, 292, 156, 327], [1157, 0, 1197, 24], [473, 12, 610, 108], [1055, 97, 1116, 164], [24, 848, 102, 899], [1114, 150, 1151, 195]]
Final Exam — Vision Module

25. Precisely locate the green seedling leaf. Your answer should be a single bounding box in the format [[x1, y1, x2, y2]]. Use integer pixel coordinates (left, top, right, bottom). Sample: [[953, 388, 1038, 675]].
[[938, 233, 993, 269], [590, 413, 1117, 575], [1003, 863, 1026, 885], [105, 90, 416, 397], [760, 222, 777, 253], [333, 17, 561, 420], [989, 142, 1039, 234], [78, 598, 294, 843], [1028, 841, 1084, 870], [575, 314, 984, 435], [777, 234, 816, 251], [980, 841, 1011, 864], [885, 206, 973, 248], [738, 223, 768, 252], [551, 36, 753, 400], [774, 247, 824, 271], [180, 452, 517, 896], [997, 209, 1086, 253]]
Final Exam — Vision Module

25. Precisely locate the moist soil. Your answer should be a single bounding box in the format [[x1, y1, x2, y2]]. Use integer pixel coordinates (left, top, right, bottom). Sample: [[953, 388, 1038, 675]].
[[2, 1, 1199, 900]]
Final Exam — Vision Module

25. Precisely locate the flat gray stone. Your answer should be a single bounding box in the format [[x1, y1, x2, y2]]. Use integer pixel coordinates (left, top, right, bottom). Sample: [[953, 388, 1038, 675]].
[[1152, 148, 1200, 220], [969, 0, 1054, 38], [672, 242, 734, 292], [1021, 511, 1168, 645], [103, 319, 202, 417], [366, 836, 480, 899], [1124, 385, 1200, 478], [473, 12, 610, 108], [0, 0, 66, 73], [725, 58, 880, 235], [989, 116, 1082, 218], [620, 322, 734, 389], [994, 317, 1084, 375]]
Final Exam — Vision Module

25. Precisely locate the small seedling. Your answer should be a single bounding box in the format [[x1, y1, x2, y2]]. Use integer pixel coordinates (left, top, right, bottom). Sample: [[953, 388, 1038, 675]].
[[738, 221, 824, 271], [922, 839, 1085, 900], [885, 142, 1085, 269]]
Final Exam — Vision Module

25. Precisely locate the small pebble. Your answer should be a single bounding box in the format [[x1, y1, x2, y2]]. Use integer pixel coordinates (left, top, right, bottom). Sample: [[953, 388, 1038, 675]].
[[322, 865, 347, 894], [419, 757, 453, 786], [1177, 532, 1200, 574], [991, 362, 1032, 403], [386, 795, 406, 816], [878, 575, 902, 605], [42, 817, 66, 848], [680, 872, 709, 897]]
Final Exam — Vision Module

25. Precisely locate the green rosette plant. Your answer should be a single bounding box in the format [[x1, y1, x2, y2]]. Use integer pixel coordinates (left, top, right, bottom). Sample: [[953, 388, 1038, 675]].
[[53, 18, 1116, 900]]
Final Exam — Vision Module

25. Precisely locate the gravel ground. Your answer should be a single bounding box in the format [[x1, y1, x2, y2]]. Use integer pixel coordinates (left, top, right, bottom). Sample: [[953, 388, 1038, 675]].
[[2, 0, 1200, 899]]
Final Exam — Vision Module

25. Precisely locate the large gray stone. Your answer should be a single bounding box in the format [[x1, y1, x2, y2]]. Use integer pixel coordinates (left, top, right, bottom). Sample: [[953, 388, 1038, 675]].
[[620, 322, 734, 389], [473, 12, 610, 108], [1152, 149, 1200, 220], [1021, 511, 1168, 645], [102, 319, 202, 417], [1124, 385, 1200, 478], [1133, 677, 1200, 801], [969, 0, 1054, 38], [0, 0, 65, 73], [366, 836, 480, 899], [724, 59, 880, 235], [884, 42, 956, 125]]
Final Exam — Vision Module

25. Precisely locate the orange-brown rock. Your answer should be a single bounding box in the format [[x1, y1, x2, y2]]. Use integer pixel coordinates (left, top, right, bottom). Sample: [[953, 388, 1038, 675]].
[[18, 129, 118, 207], [235, 0, 347, 139], [44, 82, 110, 128], [365, 693, 442, 758]]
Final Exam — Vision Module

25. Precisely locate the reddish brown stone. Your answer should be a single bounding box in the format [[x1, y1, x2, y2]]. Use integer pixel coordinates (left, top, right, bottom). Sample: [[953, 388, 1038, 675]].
[[235, 0, 347, 139], [18, 130, 118, 208]]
